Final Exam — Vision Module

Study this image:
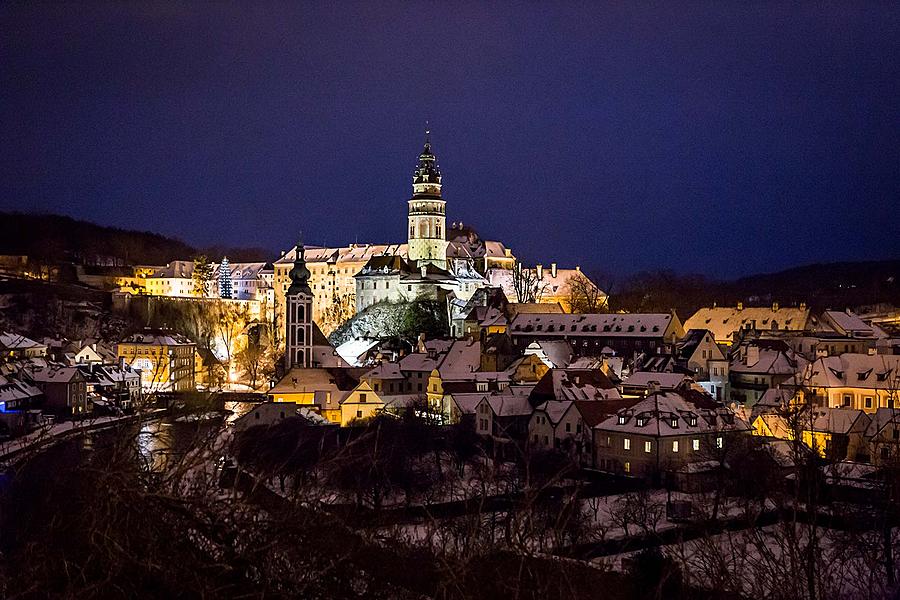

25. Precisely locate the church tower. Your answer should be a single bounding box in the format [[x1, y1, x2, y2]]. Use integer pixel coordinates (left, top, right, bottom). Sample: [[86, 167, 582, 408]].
[[284, 238, 313, 371], [407, 129, 448, 269]]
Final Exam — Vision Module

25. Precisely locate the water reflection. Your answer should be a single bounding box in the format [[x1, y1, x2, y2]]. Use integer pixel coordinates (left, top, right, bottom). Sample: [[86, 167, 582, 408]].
[[137, 420, 175, 472]]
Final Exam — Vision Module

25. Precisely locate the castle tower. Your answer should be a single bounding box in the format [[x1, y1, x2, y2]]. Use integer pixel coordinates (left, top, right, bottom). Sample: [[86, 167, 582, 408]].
[[407, 128, 448, 269], [284, 237, 313, 371]]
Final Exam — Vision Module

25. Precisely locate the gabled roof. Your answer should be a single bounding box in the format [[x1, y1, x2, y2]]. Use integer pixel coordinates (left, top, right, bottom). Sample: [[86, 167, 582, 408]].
[[623, 371, 691, 390]]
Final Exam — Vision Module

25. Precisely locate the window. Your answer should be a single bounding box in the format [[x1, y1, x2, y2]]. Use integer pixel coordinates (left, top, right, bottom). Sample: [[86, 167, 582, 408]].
[[644, 441, 652, 453], [865, 397, 873, 409], [716, 436, 724, 449], [671, 418, 679, 429], [636, 417, 646, 427], [565, 422, 571, 432], [843, 394, 852, 407], [359, 393, 367, 403], [623, 438, 631, 450], [688, 416, 697, 427], [618, 415, 626, 425], [624, 461, 631, 473], [672, 440, 679, 453], [692, 439, 700, 451], [357, 410, 363, 418]]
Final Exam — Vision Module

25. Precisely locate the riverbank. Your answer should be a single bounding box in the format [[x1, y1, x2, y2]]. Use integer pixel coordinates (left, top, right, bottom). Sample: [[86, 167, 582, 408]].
[[0, 408, 168, 464]]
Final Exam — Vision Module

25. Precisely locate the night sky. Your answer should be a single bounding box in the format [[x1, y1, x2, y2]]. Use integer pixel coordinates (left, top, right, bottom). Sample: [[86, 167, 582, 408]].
[[2, 2, 899, 278]]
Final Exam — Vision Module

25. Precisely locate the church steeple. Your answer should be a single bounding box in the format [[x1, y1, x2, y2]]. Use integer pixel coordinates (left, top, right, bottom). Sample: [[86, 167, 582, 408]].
[[284, 234, 313, 370], [287, 236, 312, 295]]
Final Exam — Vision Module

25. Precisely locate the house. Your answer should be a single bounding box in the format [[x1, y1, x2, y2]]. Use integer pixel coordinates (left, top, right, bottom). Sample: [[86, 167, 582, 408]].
[[864, 408, 900, 465], [76, 363, 142, 411], [233, 401, 334, 433], [504, 354, 550, 384], [684, 302, 811, 345], [339, 380, 384, 425], [23, 366, 89, 418], [485, 264, 606, 312], [0, 375, 44, 435], [675, 329, 730, 401], [751, 407, 870, 462], [785, 353, 900, 413], [268, 367, 365, 424], [116, 328, 196, 392], [729, 341, 807, 407], [0, 332, 48, 359], [509, 312, 684, 359], [527, 399, 623, 465], [593, 388, 748, 481], [474, 385, 535, 443]]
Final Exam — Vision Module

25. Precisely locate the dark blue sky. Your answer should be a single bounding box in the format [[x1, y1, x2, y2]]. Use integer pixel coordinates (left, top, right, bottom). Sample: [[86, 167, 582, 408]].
[[2, 2, 898, 278]]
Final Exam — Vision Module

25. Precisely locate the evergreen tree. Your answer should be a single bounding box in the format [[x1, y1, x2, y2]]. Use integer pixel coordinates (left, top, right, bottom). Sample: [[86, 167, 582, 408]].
[[218, 256, 233, 299], [192, 255, 215, 297]]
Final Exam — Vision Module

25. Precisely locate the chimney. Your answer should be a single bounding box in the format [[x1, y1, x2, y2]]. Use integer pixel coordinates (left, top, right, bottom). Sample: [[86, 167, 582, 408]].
[[745, 345, 760, 366], [647, 380, 660, 394], [536, 264, 543, 279], [550, 263, 557, 278]]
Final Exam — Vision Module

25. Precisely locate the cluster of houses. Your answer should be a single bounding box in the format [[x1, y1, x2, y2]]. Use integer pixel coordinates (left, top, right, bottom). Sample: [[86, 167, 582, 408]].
[[0, 328, 203, 437], [247, 274, 900, 485]]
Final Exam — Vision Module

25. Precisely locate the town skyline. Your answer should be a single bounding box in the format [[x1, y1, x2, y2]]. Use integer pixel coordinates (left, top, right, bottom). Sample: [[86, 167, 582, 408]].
[[3, 3, 899, 278]]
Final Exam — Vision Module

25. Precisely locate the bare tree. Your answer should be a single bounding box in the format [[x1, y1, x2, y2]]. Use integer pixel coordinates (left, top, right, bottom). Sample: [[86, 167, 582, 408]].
[[511, 263, 547, 304], [565, 272, 609, 313]]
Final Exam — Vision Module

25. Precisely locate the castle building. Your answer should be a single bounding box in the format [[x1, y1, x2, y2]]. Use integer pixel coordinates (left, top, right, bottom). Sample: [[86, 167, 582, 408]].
[[353, 131, 487, 311], [407, 129, 448, 269], [284, 239, 313, 370]]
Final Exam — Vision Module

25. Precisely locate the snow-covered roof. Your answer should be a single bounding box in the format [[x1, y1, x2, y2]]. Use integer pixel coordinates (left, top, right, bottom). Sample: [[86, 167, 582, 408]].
[[798, 354, 900, 391], [685, 305, 810, 342], [437, 339, 482, 378], [487, 393, 533, 417], [0, 332, 46, 351], [623, 371, 691, 390], [119, 329, 194, 347], [335, 338, 380, 367], [23, 366, 82, 384], [534, 400, 575, 425], [730, 347, 807, 376], [362, 361, 405, 380], [274, 243, 409, 265], [510, 313, 676, 338], [596, 390, 746, 437], [450, 392, 487, 414], [524, 340, 572, 368]]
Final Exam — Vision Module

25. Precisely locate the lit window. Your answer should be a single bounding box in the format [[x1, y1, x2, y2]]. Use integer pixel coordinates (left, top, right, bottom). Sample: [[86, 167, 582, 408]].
[[672, 440, 679, 452], [716, 436, 723, 449], [624, 462, 631, 473], [623, 438, 631, 450], [692, 439, 700, 451], [644, 441, 652, 453]]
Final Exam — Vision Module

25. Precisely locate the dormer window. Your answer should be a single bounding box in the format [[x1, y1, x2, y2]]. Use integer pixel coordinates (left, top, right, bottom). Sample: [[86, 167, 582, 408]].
[[671, 418, 679, 429], [618, 415, 626, 425], [636, 417, 646, 427], [688, 416, 698, 427], [858, 369, 872, 381]]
